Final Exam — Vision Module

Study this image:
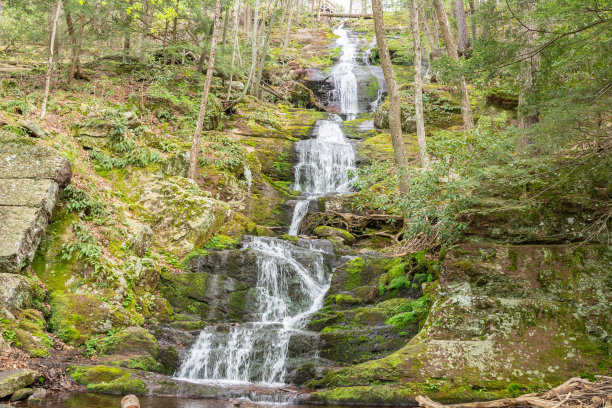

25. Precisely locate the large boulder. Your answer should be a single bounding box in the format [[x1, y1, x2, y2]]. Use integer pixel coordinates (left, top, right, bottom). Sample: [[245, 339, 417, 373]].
[[0, 273, 34, 320], [135, 176, 236, 257], [0, 369, 37, 398], [0, 134, 71, 273]]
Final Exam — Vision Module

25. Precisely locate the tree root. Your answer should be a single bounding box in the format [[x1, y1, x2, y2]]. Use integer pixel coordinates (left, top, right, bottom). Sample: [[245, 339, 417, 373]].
[[416, 376, 612, 408]]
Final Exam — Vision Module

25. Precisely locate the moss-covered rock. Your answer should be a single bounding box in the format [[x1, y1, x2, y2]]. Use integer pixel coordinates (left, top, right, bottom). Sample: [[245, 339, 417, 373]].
[[99, 327, 159, 358], [68, 365, 148, 395], [49, 292, 130, 345], [310, 244, 611, 404], [313, 226, 356, 245]]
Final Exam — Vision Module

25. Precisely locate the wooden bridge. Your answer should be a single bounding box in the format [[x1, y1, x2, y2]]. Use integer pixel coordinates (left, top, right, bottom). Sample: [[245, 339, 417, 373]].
[[314, 0, 372, 21]]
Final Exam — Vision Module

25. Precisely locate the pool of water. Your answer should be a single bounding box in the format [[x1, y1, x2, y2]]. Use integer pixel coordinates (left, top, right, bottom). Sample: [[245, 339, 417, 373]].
[[15, 392, 297, 408], [14, 392, 407, 408]]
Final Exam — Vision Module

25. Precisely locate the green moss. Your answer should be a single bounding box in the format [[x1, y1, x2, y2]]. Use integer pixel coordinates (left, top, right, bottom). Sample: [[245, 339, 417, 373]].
[[345, 257, 365, 290], [280, 234, 299, 243], [68, 364, 149, 395], [228, 289, 249, 322]]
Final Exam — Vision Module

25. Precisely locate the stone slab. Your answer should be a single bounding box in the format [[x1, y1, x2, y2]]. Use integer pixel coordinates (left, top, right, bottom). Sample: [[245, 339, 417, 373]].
[[0, 178, 59, 215], [0, 137, 71, 187], [0, 206, 48, 273]]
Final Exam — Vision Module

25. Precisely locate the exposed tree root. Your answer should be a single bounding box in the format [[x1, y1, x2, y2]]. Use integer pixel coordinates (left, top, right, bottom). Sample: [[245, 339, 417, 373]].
[[416, 376, 612, 408]]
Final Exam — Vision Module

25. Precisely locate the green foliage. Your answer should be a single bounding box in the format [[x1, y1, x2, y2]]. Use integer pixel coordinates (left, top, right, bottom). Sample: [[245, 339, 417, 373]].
[[354, 113, 513, 244], [385, 296, 431, 331], [203, 234, 239, 250], [60, 223, 116, 281], [199, 132, 246, 172], [61, 185, 106, 219], [2, 329, 16, 342]]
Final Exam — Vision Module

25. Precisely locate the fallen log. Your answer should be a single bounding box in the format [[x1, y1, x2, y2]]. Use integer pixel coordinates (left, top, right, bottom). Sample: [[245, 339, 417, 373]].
[[121, 394, 140, 408]]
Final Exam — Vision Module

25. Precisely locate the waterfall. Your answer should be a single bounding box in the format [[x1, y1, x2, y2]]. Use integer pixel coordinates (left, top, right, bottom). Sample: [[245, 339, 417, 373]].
[[177, 25, 362, 388], [331, 26, 359, 119], [176, 237, 331, 385], [288, 200, 310, 235]]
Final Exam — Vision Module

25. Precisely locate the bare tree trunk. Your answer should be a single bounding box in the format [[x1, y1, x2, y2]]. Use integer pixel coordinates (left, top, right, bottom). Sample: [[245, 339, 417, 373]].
[[245, 0, 260, 95], [187, 0, 223, 180], [254, 0, 279, 96], [419, 2, 436, 55], [430, 3, 440, 49], [518, 1, 539, 133], [226, 0, 240, 101], [410, 0, 430, 167], [455, 0, 470, 52], [123, 2, 132, 62], [467, 0, 477, 44], [171, 0, 179, 65], [222, 0, 230, 45], [371, 0, 410, 193], [432, 0, 474, 130], [349, 0, 353, 13], [282, 0, 295, 57], [41, 0, 62, 120]]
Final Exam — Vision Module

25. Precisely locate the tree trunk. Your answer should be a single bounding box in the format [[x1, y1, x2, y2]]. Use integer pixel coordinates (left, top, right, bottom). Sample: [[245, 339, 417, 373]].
[[467, 0, 477, 45], [123, 2, 132, 62], [245, 0, 260, 95], [222, 0, 230, 45], [254, 1, 279, 97], [349, 0, 353, 13], [419, 1, 436, 55], [226, 0, 240, 101], [518, 0, 539, 133], [432, 0, 474, 130], [410, 0, 430, 167], [430, 3, 440, 49], [171, 0, 179, 65], [455, 0, 470, 52], [41, 0, 62, 120], [282, 0, 295, 57], [371, 0, 410, 193], [187, 0, 223, 180]]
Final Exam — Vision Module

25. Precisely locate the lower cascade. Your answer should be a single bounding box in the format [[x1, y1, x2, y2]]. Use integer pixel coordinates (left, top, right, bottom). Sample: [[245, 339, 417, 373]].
[[175, 237, 336, 384]]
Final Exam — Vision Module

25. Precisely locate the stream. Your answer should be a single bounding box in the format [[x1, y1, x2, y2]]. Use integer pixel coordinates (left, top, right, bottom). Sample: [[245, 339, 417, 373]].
[[33, 24, 385, 408]]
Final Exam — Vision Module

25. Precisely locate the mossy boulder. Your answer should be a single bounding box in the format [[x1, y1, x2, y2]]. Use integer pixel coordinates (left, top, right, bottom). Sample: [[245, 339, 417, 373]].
[[373, 85, 462, 132], [311, 244, 611, 404], [0, 274, 35, 319], [0, 369, 37, 398], [49, 292, 130, 345], [68, 365, 148, 395], [99, 327, 159, 358], [134, 176, 251, 257], [313, 226, 355, 245]]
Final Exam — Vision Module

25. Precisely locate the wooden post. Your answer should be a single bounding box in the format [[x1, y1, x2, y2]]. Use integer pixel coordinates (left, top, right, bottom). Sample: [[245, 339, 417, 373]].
[[121, 395, 140, 408]]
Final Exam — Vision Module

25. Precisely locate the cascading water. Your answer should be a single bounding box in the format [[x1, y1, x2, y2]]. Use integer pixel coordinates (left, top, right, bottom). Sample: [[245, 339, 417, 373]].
[[177, 24, 363, 389]]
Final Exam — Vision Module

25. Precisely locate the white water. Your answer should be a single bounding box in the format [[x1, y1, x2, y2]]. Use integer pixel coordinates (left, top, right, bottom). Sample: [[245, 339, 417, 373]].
[[331, 25, 359, 119], [177, 25, 362, 387]]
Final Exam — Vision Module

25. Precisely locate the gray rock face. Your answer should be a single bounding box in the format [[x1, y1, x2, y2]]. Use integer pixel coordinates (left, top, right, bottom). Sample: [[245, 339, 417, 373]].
[[0, 134, 71, 273], [0, 273, 34, 319], [0, 369, 37, 398]]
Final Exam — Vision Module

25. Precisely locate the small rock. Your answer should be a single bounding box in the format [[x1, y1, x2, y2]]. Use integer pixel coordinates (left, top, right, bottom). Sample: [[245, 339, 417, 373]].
[[29, 387, 47, 400], [20, 121, 47, 139], [0, 369, 38, 398], [10, 387, 34, 401]]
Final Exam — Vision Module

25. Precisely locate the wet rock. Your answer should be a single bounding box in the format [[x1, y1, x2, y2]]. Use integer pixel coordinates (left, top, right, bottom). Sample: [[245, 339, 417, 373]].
[[0, 369, 38, 398], [313, 226, 355, 245], [10, 387, 34, 401], [0, 273, 34, 319], [186, 249, 259, 286], [0, 134, 71, 273], [286, 363, 317, 386]]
